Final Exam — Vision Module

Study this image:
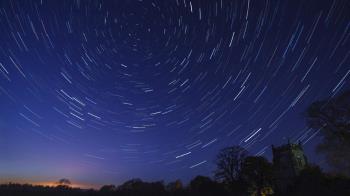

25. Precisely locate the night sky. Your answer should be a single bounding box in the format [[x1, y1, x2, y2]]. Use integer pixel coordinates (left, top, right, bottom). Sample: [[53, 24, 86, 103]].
[[0, 0, 349, 188]]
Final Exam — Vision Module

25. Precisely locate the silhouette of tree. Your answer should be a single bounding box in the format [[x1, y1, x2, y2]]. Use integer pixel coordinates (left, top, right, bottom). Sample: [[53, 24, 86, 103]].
[[283, 165, 350, 196], [117, 178, 166, 196], [99, 184, 116, 192], [166, 179, 183, 191], [241, 156, 273, 196], [57, 178, 72, 187], [189, 176, 229, 196], [214, 145, 249, 193], [306, 91, 350, 176], [189, 176, 212, 190]]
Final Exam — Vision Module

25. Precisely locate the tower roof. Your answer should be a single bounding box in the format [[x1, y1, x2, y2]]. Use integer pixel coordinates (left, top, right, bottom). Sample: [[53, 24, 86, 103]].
[[272, 141, 303, 152]]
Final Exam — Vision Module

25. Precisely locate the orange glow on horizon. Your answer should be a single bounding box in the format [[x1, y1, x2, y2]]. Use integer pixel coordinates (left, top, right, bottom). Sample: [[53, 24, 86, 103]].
[[0, 179, 100, 190]]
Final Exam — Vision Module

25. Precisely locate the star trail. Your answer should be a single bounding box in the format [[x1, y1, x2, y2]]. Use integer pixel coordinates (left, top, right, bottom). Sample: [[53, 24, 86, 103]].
[[0, 0, 349, 188]]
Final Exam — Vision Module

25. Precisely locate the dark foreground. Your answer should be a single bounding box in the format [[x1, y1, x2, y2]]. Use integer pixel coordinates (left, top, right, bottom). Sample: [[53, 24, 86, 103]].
[[1, 169, 350, 196]]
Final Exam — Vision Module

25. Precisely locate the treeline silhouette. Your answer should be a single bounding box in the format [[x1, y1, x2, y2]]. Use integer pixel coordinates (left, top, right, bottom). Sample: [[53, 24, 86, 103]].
[[1, 166, 349, 196]]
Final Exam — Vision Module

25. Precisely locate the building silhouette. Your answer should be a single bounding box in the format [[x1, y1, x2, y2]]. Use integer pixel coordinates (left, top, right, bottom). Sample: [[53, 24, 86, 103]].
[[272, 141, 308, 192]]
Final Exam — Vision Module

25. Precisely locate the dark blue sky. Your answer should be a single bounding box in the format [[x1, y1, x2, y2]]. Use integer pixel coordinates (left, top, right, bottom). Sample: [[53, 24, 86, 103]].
[[0, 0, 349, 188]]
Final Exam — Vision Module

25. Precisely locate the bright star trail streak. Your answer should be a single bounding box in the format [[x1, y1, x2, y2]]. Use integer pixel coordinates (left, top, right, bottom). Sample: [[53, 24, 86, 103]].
[[0, 0, 349, 188]]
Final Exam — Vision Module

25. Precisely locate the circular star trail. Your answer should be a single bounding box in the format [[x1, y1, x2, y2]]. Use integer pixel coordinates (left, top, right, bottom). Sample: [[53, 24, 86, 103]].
[[0, 0, 349, 186]]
